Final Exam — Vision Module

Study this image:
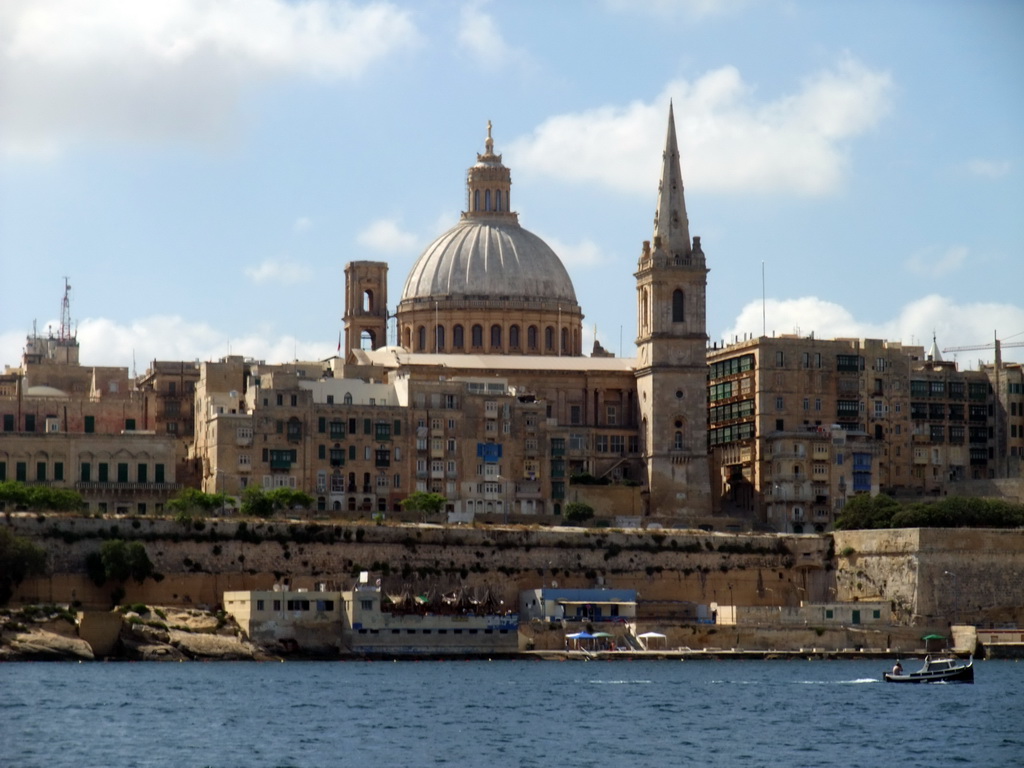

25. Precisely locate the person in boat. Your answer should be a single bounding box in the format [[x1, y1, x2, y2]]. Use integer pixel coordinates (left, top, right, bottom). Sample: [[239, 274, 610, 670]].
[[891, 661, 903, 676]]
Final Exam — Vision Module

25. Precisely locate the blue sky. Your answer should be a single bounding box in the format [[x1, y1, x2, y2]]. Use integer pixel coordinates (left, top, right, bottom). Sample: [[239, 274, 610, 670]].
[[2, 0, 1022, 372]]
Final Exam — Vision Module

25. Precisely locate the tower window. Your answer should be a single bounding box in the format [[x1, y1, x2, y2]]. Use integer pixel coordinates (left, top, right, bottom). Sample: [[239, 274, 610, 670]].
[[417, 325, 426, 352], [528, 325, 538, 350], [435, 325, 445, 351], [472, 324, 483, 348], [672, 289, 685, 322], [490, 324, 502, 349], [545, 326, 554, 352], [509, 325, 520, 349], [453, 325, 464, 349]]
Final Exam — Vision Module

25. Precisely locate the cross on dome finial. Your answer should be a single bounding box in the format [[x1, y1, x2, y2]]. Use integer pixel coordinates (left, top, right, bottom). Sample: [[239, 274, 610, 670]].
[[485, 120, 494, 155]]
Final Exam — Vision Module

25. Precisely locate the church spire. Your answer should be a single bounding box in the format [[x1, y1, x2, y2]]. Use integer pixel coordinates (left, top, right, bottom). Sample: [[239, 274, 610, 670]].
[[653, 101, 691, 258]]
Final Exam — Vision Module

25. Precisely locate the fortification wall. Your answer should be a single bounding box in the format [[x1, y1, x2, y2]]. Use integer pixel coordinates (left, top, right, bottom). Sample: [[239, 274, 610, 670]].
[[9, 514, 827, 610], [833, 528, 1024, 626]]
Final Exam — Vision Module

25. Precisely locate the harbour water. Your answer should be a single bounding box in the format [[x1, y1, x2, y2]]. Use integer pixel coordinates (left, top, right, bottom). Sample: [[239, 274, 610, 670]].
[[3, 658, 1021, 767]]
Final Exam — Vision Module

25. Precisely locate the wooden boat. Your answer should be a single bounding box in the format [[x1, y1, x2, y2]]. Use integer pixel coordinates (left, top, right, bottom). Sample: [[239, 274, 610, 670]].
[[883, 655, 974, 684]]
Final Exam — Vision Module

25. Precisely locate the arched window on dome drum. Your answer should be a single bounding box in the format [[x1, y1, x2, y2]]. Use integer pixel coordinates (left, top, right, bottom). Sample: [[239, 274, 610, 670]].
[[473, 189, 480, 212], [572, 328, 578, 355], [672, 289, 685, 322], [472, 324, 483, 348], [509, 325, 520, 349], [545, 326, 554, 352], [561, 328, 568, 355], [496, 190, 502, 211], [490, 324, 502, 349], [403, 326, 412, 349], [435, 325, 445, 352], [453, 324, 464, 349], [485, 190, 491, 211], [417, 325, 426, 352], [528, 325, 538, 350]]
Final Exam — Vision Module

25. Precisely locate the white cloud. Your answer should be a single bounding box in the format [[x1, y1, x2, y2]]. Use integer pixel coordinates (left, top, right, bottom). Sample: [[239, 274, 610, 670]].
[[508, 56, 892, 196], [244, 259, 313, 284], [0, 0, 420, 157], [542, 236, 606, 268], [905, 245, 969, 278], [965, 159, 1011, 179], [357, 218, 419, 253], [0, 315, 333, 369], [603, 0, 750, 18], [721, 294, 1024, 365], [457, 1, 528, 70], [293, 216, 312, 233]]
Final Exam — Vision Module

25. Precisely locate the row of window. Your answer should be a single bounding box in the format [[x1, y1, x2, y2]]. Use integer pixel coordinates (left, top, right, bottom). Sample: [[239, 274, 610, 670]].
[[410, 323, 574, 354], [0, 461, 166, 483], [2, 414, 130, 433]]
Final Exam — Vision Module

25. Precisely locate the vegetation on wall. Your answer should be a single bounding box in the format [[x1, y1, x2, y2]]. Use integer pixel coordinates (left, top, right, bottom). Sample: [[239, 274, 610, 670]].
[[0, 527, 47, 604], [85, 539, 158, 587], [0, 481, 83, 512], [834, 494, 1024, 530]]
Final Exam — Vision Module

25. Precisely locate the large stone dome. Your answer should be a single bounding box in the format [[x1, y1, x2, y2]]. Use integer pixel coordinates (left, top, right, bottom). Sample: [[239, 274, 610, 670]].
[[394, 122, 584, 356], [401, 215, 577, 306]]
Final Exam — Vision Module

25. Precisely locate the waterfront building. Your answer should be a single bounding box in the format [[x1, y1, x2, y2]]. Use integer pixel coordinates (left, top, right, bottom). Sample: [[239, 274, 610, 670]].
[[707, 334, 1017, 531]]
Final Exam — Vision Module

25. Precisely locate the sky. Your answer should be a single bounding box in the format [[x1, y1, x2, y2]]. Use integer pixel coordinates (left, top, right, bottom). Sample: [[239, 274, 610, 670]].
[[2, 0, 1023, 374]]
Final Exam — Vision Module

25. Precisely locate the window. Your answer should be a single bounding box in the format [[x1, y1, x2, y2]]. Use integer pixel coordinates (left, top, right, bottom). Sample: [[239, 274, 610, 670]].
[[490, 324, 502, 349], [375, 422, 391, 441], [117, 463, 129, 482], [453, 325, 464, 349], [84, 415, 94, 433], [472, 324, 483, 347], [155, 464, 165, 483], [329, 420, 344, 439], [672, 289, 684, 322], [775, 351, 785, 367]]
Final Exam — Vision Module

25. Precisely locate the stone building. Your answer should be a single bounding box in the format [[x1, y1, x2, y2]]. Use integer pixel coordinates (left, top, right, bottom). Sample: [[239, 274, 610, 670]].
[[186, 107, 714, 523], [707, 333, 1017, 531]]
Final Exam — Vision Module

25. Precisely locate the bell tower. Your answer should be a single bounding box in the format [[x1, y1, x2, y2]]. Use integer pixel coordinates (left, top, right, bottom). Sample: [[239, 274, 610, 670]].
[[343, 261, 389, 356], [634, 103, 711, 520]]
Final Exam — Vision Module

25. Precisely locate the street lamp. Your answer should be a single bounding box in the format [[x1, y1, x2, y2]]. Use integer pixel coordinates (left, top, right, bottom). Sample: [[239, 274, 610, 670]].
[[944, 570, 958, 625]]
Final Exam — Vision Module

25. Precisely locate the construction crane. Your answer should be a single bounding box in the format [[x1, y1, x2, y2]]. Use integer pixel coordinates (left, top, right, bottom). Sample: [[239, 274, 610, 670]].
[[942, 333, 1024, 366]]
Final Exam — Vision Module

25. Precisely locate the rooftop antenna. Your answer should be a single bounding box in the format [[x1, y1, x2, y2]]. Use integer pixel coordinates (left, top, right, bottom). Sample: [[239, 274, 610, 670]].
[[59, 277, 74, 342]]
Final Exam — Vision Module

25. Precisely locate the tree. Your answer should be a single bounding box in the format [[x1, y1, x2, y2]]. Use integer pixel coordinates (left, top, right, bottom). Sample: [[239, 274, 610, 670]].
[[833, 493, 901, 530], [240, 487, 314, 518], [92, 539, 156, 585], [0, 481, 83, 512], [563, 502, 595, 525], [167, 488, 228, 517], [0, 527, 47, 604], [401, 491, 446, 521]]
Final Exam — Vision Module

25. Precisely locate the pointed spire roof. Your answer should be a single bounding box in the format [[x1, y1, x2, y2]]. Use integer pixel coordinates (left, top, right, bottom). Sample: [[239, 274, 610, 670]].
[[653, 102, 691, 257], [928, 332, 943, 362]]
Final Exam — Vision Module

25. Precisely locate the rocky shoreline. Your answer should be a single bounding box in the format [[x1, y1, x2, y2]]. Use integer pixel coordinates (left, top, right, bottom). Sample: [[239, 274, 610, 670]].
[[0, 604, 270, 662]]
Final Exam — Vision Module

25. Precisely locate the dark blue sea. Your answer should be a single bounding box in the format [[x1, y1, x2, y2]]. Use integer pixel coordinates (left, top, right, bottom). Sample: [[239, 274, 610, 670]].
[[2, 658, 1020, 767]]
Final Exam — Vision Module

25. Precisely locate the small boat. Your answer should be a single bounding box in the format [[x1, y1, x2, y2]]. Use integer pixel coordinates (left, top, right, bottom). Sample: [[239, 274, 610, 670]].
[[883, 655, 974, 684]]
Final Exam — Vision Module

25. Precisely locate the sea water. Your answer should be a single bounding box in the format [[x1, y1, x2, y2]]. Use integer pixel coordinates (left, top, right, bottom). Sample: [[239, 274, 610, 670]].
[[2, 658, 1020, 767]]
